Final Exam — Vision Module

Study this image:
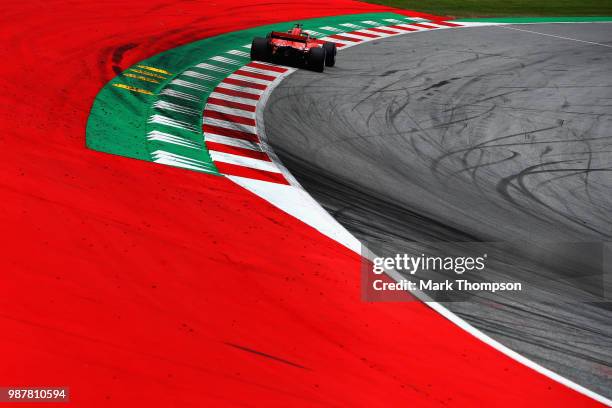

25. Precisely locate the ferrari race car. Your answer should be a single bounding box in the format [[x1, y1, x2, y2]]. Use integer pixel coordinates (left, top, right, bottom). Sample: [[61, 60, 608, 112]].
[[250, 24, 337, 72]]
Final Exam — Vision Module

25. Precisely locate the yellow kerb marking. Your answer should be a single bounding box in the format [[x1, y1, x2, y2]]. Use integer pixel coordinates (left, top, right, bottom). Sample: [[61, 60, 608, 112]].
[[137, 65, 172, 75], [112, 83, 154, 95], [123, 73, 159, 84], [129, 68, 167, 79]]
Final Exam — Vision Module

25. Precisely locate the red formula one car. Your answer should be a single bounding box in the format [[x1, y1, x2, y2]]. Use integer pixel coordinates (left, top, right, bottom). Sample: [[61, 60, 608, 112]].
[[250, 24, 336, 72]]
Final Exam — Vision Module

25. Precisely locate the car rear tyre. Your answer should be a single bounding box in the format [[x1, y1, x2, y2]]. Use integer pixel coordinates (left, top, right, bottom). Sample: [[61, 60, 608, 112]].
[[309, 47, 326, 72], [323, 42, 336, 67], [251, 37, 270, 61]]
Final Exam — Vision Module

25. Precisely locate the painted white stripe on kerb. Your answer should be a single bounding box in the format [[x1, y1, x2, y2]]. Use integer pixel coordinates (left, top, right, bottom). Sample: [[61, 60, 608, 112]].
[[383, 18, 404, 24], [204, 103, 256, 119], [170, 79, 209, 92], [372, 26, 402, 33], [228, 73, 272, 86], [159, 88, 200, 102], [405, 22, 442, 29], [227, 49, 250, 58], [339, 23, 363, 29], [319, 26, 343, 32], [203, 125, 259, 141], [152, 150, 213, 172], [148, 114, 198, 132], [361, 20, 382, 26], [249, 60, 282, 68], [209, 151, 281, 173], [204, 133, 262, 151], [203, 117, 257, 134], [303, 30, 326, 37], [428, 23, 449, 29], [318, 37, 347, 47], [217, 82, 264, 95], [208, 91, 259, 106], [360, 28, 399, 37], [394, 23, 426, 31], [329, 32, 366, 40], [182, 70, 216, 82], [147, 130, 200, 149], [240, 65, 283, 77], [407, 17, 429, 22], [195, 63, 232, 73], [353, 28, 390, 37], [210, 55, 243, 65], [153, 100, 199, 116]]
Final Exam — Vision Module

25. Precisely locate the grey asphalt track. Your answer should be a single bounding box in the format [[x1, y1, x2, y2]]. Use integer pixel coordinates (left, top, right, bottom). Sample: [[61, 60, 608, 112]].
[[264, 23, 612, 398]]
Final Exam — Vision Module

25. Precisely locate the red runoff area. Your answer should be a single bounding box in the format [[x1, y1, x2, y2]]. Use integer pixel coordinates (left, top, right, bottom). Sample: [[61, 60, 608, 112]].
[[0, 1, 603, 406]]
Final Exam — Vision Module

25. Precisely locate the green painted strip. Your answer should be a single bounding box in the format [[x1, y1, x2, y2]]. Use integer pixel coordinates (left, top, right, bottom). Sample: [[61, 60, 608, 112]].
[[457, 16, 612, 23], [86, 12, 421, 175], [87, 13, 612, 176]]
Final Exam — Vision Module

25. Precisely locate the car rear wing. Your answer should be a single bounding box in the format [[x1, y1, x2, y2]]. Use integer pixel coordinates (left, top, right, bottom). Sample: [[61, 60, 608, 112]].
[[270, 31, 309, 42]]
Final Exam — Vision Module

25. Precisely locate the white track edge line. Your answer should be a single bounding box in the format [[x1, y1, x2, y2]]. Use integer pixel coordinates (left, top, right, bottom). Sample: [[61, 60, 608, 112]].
[[243, 21, 612, 408]]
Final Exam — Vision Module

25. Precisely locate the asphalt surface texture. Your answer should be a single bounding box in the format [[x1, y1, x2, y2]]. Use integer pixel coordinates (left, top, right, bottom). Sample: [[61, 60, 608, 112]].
[[264, 23, 612, 397]]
